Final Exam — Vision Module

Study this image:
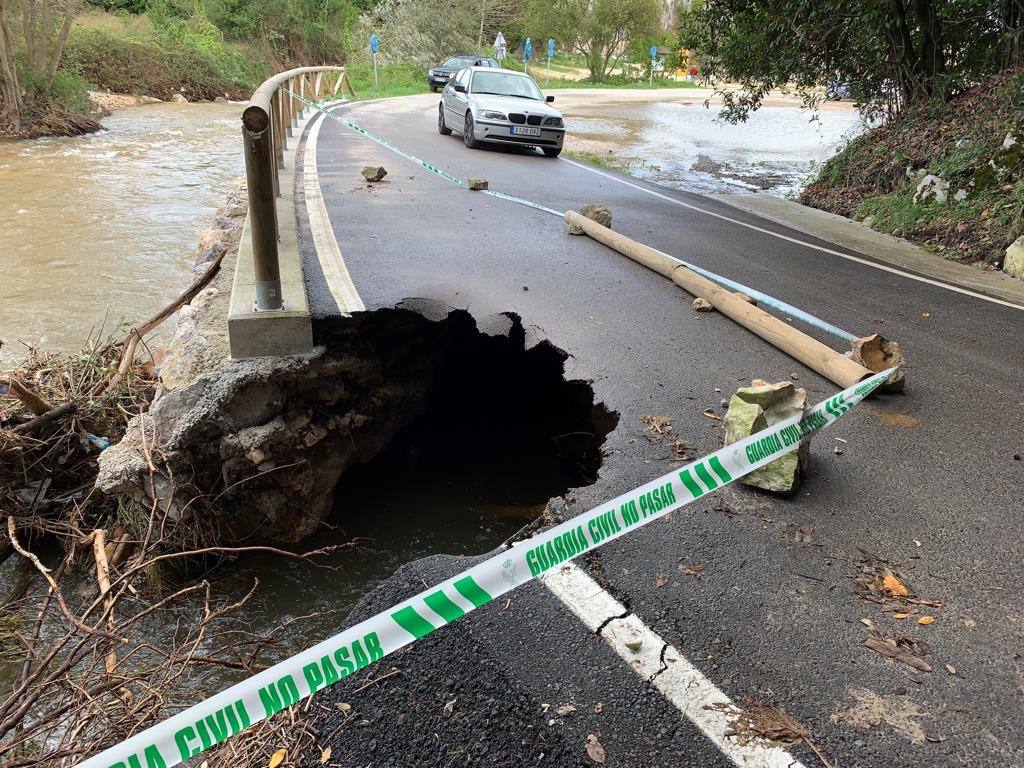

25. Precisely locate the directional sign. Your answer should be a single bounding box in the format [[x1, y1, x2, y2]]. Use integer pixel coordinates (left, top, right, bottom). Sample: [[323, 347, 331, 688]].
[[370, 33, 380, 53], [547, 38, 555, 58], [650, 44, 658, 59], [524, 37, 533, 63]]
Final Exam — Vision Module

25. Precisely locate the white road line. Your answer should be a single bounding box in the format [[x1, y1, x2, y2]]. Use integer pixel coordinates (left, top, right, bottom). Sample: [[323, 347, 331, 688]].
[[303, 104, 365, 314], [562, 158, 1024, 311], [541, 562, 807, 768]]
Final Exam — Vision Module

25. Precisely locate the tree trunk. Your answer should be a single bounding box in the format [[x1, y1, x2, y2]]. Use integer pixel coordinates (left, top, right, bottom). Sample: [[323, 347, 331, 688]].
[[885, 0, 920, 105], [36, 0, 52, 71], [912, 0, 944, 95], [0, 0, 23, 131], [46, 11, 75, 88], [1004, 0, 1024, 68], [477, 0, 485, 48]]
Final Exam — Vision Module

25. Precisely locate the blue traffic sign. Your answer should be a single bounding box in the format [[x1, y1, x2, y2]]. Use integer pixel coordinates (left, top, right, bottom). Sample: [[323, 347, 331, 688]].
[[650, 44, 658, 59], [547, 38, 555, 58], [524, 37, 533, 62], [370, 34, 380, 53]]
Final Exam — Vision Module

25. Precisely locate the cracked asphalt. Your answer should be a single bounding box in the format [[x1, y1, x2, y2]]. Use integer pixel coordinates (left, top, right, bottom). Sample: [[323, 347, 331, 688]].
[[290, 93, 1024, 767]]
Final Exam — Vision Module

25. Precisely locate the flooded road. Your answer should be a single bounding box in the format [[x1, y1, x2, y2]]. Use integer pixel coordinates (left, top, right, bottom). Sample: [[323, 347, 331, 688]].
[[0, 102, 242, 364], [563, 94, 864, 197]]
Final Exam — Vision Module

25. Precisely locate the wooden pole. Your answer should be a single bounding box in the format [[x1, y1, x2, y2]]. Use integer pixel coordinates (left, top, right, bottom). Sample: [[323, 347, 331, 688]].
[[564, 211, 873, 389]]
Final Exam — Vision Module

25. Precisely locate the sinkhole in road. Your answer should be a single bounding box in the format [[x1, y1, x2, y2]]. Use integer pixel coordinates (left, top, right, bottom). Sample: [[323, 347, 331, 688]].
[[330, 309, 619, 549], [212, 306, 618, 684]]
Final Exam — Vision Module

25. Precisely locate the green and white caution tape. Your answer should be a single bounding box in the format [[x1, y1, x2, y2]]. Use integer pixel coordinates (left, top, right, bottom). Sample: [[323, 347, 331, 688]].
[[76, 367, 896, 768]]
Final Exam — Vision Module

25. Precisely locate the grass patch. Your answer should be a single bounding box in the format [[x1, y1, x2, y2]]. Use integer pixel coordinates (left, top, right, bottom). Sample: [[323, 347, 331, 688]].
[[346, 62, 429, 99], [563, 149, 633, 174]]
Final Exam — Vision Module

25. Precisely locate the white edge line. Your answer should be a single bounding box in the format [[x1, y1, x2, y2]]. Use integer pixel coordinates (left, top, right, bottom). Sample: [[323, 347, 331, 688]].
[[561, 158, 1024, 312], [541, 562, 808, 768], [303, 101, 366, 314]]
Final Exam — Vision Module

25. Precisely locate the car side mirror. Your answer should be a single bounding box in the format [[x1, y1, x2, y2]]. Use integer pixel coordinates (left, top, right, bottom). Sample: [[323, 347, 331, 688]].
[[454, 84, 467, 93], [546, 95, 554, 102]]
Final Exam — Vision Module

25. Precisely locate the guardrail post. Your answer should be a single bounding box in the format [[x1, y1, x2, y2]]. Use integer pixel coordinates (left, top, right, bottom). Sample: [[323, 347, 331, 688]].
[[242, 104, 283, 311]]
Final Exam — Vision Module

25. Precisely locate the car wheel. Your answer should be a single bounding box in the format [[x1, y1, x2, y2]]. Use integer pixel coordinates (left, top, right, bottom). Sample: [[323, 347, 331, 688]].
[[463, 113, 481, 149], [438, 105, 452, 136], [542, 147, 561, 158]]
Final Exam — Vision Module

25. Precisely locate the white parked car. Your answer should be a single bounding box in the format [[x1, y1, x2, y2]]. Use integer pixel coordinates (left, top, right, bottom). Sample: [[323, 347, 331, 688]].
[[438, 67, 565, 157]]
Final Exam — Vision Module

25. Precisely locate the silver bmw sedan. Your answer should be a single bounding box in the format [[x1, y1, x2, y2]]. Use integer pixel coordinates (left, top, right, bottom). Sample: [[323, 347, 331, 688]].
[[438, 67, 565, 158]]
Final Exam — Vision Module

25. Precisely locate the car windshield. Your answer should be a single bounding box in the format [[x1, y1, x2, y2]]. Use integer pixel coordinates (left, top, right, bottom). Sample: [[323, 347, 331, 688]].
[[471, 71, 543, 100], [443, 57, 479, 69]]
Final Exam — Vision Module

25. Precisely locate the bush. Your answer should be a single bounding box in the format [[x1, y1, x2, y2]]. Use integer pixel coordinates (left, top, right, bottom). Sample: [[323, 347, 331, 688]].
[[63, 23, 267, 99]]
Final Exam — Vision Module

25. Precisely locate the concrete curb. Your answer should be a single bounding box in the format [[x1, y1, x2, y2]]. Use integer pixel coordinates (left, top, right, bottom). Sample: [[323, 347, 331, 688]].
[[709, 193, 1024, 309]]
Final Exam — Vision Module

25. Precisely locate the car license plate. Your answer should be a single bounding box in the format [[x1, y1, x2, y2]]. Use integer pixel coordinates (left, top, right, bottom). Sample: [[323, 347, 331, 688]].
[[510, 126, 541, 137]]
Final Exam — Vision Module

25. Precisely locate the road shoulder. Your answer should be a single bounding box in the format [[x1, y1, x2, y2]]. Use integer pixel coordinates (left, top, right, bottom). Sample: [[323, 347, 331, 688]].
[[709, 192, 1024, 307]]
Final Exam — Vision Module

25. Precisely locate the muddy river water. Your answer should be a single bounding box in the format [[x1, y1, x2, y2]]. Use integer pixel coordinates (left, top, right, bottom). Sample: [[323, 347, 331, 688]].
[[2, 94, 862, 694]]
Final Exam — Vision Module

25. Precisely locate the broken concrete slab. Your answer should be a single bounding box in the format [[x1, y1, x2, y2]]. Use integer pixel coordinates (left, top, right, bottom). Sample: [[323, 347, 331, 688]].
[[362, 166, 388, 182], [568, 203, 612, 234], [723, 380, 809, 495]]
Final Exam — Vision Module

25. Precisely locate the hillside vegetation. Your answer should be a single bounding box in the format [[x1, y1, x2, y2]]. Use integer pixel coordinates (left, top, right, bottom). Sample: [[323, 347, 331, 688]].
[[801, 74, 1023, 267]]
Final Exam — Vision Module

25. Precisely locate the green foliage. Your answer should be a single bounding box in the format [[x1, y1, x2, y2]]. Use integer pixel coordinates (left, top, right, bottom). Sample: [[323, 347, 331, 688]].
[[345, 61, 428, 98], [680, 0, 1024, 121], [803, 73, 1024, 265], [523, 0, 661, 81], [63, 23, 265, 98]]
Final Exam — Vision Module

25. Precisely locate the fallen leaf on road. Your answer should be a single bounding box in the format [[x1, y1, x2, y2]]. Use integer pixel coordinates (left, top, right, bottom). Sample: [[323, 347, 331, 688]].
[[921, 311, 931, 317], [585, 734, 606, 764], [679, 562, 703, 577], [268, 749, 286, 768], [640, 414, 672, 439], [557, 704, 577, 717], [320, 746, 331, 764], [864, 634, 932, 672], [336, 702, 351, 714], [708, 696, 808, 745], [593, 702, 604, 714], [702, 409, 721, 421], [669, 437, 691, 460], [442, 698, 457, 717], [945, 663, 956, 675], [917, 616, 935, 625], [881, 570, 910, 597], [860, 618, 875, 628], [655, 572, 668, 588], [893, 612, 910, 619]]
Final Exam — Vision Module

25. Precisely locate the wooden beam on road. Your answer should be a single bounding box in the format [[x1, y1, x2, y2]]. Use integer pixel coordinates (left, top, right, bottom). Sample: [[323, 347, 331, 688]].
[[564, 210, 873, 389]]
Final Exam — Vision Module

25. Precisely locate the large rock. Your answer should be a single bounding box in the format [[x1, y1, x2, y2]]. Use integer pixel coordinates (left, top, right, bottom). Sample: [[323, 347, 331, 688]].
[[913, 174, 949, 204], [723, 381, 809, 495], [569, 203, 612, 234], [1004, 235, 1024, 278], [467, 177, 489, 190], [362, 166, 388, 182]]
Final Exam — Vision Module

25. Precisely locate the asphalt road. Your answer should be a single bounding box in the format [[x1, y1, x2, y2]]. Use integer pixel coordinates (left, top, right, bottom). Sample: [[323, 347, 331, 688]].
[[292, 93, 1024, 768]]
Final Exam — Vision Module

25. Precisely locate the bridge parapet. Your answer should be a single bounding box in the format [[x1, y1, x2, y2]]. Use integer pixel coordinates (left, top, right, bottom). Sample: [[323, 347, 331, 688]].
[[230, 67, 355, 357]]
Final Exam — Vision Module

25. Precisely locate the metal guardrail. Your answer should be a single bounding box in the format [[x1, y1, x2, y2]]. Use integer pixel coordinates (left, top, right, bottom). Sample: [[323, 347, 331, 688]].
[[241, 66, 355, 311]]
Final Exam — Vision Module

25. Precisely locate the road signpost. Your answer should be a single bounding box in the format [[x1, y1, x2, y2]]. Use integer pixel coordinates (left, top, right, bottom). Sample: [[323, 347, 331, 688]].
[[650, 44, 657, 88], [524, 37, 532, 75], [370, 34, 380, 90], [546, 38, 555, 85]]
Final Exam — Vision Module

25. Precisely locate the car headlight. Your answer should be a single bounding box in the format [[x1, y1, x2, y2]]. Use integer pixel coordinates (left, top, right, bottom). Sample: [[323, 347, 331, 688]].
[[543, 116, 563, 127], [479, 110, 507, 120]]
